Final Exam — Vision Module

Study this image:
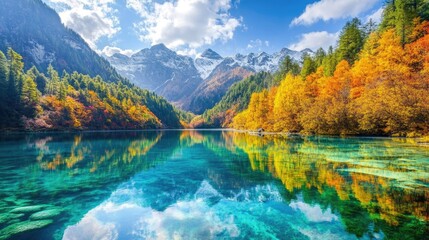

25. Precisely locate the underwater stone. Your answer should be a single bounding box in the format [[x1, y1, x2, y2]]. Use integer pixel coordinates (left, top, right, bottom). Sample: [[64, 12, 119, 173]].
[[0, 219, 53, 239], [10, 205, 45, 213], [2, 196, 17, 203], [0, 213, 25, 224], [7, 218, 21, 225], [30, 209, 62, 220]]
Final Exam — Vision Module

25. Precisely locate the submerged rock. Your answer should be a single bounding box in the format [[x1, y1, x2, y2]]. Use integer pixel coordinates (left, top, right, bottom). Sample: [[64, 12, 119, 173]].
[[7, 218, 21, 225], [0, 219, 53, 239], [2, 196, 17, 204], [30, 209, 62, 220], [10, 205, 45, 213], [0, 213, 24, 224], [3, 197, 32, 206]]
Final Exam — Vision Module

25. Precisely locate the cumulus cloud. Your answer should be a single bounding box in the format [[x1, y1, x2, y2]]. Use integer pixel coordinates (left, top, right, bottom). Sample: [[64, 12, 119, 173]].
[[44, 0, 120, 49], [365, 7, 384, 24], [126, 0, 241, 53], [291, 0, 378, 26], [101, 46, 136, 57], [288, 31, 339, 51]]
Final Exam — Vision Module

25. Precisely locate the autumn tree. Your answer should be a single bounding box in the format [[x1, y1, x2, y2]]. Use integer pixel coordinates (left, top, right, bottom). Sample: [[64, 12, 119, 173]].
[[381, 0, 428, 45], [273, 74, 304, 132], [232, 19, 429, 136], [0, 48, 181, 130]]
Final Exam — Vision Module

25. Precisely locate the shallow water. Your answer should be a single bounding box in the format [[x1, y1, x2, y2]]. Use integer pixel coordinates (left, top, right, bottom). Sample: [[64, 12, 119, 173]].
[[0, 130, 427, 239]]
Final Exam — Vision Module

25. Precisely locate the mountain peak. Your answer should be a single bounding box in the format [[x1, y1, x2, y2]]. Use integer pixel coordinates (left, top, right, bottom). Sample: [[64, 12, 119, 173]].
[[280, 48, 295, 54], [132, 43, 174, 58], [151, 43, 171, 52], [301, 48, 313, 53], [201, 49, 223, 60]]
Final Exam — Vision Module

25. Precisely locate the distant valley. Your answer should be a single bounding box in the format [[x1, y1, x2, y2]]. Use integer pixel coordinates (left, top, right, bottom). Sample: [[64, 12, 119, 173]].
[[106, 45, 313, 114]]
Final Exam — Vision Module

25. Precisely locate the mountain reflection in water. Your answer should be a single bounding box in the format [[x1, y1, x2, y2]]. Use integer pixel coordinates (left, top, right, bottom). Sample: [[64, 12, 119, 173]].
[[0, 131, 427, 239]]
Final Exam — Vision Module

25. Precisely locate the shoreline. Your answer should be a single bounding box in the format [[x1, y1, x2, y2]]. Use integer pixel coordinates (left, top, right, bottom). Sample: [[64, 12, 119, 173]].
[[1, 128, 428, 141], [233, 129, 429, 145]]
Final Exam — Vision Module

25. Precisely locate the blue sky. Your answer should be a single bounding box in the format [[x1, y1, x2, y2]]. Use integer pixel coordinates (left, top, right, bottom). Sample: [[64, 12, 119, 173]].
[[42, 0, 385, 57]]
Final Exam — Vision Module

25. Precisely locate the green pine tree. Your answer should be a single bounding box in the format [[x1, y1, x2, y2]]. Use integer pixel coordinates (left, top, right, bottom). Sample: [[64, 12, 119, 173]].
[[337, 18, 364, 64], [380, 0, 425, 45], [322, 46, 338, 77], [0, 51, 9, 101], [300, 53, 317, 78]]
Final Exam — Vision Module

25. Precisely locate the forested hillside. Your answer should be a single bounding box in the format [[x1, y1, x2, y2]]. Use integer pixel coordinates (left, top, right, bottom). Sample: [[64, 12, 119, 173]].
[[0, 49, 184, 130], [190, 55, 300, 128], [228, 0, 429, 136], [0, 0, 123, 83], [190, 72, 271, 128]]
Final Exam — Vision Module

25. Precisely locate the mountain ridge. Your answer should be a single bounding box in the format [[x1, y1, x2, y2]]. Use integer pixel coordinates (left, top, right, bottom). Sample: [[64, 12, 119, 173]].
[[0, 0, 186, 129], [107, 43, 202, 102], [0, 0, 124, 83], [106, 45, 313, 113]]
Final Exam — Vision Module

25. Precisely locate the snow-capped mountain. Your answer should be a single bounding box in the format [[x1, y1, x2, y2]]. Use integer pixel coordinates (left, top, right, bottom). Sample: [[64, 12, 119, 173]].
[[107, 44, 202, 102], [194, 49, 224, 79], [230, 47, 312, 74], [106, 45, 313, 113], [178, 57, 254, 114]]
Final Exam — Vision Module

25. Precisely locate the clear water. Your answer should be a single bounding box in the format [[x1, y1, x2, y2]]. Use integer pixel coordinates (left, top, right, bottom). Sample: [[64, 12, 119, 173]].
[[0, 130, 428, 240]]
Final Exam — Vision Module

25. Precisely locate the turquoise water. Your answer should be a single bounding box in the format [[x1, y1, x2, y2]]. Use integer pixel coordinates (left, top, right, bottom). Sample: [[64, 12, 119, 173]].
[[0, 130, 428, 239]]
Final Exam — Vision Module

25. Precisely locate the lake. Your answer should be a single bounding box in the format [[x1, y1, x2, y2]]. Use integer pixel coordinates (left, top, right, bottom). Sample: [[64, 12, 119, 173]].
[[0, 130, 428, 239]]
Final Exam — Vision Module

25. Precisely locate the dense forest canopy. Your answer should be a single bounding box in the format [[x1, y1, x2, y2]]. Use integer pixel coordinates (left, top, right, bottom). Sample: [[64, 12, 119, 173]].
[[217, 0, 429, 137], [0, 49, 185, 130], [1, 0, 428, 136]]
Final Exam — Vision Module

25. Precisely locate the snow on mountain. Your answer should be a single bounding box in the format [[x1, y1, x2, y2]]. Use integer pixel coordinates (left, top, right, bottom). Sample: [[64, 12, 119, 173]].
[[106, 44, 202, 102], [106, 45, 314, 112], [194, 49, 224, 79], [107, 45, 312, 86], [230, 48, 312, 74]]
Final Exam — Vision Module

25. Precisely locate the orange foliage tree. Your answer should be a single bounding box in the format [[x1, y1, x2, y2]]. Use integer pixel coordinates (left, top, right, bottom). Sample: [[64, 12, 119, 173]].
[[232, 22, 429, 136]]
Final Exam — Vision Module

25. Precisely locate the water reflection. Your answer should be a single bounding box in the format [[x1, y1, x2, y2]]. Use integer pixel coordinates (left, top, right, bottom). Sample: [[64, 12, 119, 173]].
[[226, 133, 429, 238], [0, 131, 181, 239], [0, 131, 428, 239], [63, 131, 428, 239]]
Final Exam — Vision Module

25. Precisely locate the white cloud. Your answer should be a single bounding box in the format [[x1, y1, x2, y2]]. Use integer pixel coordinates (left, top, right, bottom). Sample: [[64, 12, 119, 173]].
[[264, 41, 270, 47], [288, 31, 339, 51], [176, 48, 199, 57], [101, 46, 136, 57], [126, 0, 153, 17], [247, 39, 261, 49], [291, 0, 378, 26], [365, 7, 384, 24], [63, 199, 240, 239], [127, 0, 241, 53], [63, 213, 118, 240], [44, 0, 120, 49], [290, 201, 338, 222], [247, 39, 270, 51]]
